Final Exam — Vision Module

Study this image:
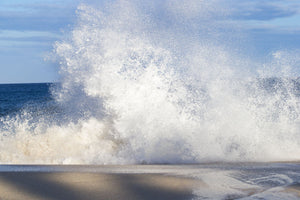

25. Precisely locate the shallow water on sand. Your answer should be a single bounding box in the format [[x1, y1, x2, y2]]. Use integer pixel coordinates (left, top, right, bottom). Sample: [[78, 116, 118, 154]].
[[0, 163, 299, 199]]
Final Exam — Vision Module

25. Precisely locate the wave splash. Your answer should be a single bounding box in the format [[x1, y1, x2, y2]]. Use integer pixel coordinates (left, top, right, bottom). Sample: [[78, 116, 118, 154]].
[[1, 0, 300, 164]]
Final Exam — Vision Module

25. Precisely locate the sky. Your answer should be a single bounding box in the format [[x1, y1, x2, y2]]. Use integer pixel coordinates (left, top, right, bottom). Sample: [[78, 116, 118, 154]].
[[0, 0, 300, 83], [0, 0, 80, 83]]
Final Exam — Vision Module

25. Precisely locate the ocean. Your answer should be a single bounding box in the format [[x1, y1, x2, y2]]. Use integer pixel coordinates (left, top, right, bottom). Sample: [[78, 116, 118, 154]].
[[1, 0, 300, 199], [0, 83, 53, 118]]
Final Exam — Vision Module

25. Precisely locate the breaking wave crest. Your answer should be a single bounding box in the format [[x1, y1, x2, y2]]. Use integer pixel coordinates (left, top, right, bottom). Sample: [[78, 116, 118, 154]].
[[1, 0, 300, 164]]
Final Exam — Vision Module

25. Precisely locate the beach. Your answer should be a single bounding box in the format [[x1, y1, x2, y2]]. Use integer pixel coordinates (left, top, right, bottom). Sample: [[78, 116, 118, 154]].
[[0, 165, 202, 200], [0, 164, 300, 200], [0, 173, 200, 200]]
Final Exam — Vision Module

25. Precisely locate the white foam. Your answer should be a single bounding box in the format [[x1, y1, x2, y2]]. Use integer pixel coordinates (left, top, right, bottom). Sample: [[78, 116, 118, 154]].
[[1, 0, 300, 164]]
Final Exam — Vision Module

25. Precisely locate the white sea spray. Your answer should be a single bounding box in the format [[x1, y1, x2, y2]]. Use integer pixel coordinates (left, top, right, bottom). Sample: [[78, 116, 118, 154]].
[[0, 0, 300, 164]]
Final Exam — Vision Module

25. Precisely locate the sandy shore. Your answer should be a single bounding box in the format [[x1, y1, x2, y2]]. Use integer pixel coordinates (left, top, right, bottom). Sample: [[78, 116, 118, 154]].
[[0, 167, 203, 200], [1, 164, 300, 200], [284, 183, 300, 197]]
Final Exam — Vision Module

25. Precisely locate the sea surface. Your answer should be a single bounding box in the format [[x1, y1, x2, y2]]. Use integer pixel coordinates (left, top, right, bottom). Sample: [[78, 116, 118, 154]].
[[0, 83, 54, 117]]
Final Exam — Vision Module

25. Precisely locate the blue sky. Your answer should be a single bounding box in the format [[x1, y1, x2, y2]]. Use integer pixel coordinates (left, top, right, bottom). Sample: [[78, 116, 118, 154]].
[[0, 0, 300, 83], [0, 0, 79, 83]]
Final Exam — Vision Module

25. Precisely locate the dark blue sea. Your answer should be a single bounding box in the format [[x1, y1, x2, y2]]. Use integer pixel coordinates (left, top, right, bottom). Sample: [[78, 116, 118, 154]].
[[1, 79, 300, 119], [0, 83, 54, 117]]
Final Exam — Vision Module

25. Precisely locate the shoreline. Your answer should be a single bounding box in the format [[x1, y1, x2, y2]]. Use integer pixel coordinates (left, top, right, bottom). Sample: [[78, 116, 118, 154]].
[[0, 163, 300, 199], [0, 161, 299, 172]]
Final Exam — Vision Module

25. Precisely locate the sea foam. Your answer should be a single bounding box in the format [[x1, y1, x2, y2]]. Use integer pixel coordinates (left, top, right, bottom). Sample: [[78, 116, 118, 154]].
[[1, 0, 300, 164]]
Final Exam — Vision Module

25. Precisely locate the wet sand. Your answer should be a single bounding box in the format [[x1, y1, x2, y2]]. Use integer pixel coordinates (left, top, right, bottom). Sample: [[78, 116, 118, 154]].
[[0, 164, 300, 200], [284, 183, 300, 197], [0, 167, 203, 200]]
